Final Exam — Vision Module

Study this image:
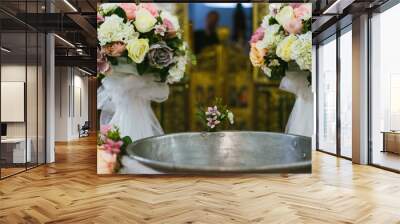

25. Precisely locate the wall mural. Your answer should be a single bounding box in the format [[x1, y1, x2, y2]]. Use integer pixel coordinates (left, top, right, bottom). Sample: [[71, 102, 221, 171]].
[[97, 2, 312, 175]]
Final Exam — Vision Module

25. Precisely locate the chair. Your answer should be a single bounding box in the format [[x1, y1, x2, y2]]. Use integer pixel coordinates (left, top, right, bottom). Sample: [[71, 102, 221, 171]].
[[78, 121, 90, 138]]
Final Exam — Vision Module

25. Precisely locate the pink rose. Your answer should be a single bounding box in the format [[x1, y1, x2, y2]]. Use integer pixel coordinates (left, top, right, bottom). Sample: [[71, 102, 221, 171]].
[[163, 18, 175, 32], [155, 24, 167, 36], [100, 124, 112, 135], [283, 19, 303, 34], [140, 3, 158, 17], [119, 3, 137, 20], [289, 3, 303, 9], [102, 42, 126, 57], [249, 27, 265, 44], [294, 4, 311, 20], [162, 18, 177, 38], [97, 14, 104, 24]]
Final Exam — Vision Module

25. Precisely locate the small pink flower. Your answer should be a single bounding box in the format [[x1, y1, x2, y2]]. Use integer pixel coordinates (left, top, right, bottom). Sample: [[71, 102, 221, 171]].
[[283, 19, 303, 34], [294, 4, 311, 20], [119, 3, 137, 20], [250, 27, 265, 44], [154, 24, 167, 36], [103, 139, 123, 154], [140, 3, 158, 17], [100, 124, 113, 135], [207, 119, 220, 129], [97, 14, 104, 24], [206, 106, 220, 116]]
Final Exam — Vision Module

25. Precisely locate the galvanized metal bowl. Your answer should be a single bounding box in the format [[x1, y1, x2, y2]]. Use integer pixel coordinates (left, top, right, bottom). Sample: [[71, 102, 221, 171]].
[[126, 131, 311, 173]]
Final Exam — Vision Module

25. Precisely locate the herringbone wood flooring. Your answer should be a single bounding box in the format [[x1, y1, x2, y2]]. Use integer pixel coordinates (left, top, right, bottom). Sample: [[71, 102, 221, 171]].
[[1, 136, 400, 224]]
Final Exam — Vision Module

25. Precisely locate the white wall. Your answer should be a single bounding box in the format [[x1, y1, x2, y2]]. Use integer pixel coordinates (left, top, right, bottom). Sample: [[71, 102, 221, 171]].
[[54, 67, 89, 141]]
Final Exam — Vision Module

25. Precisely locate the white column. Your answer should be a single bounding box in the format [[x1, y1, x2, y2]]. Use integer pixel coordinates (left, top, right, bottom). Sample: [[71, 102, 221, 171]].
[[312, 45, 317, 150], [352, 14, 369, 164], [46, 33, 55, 163]]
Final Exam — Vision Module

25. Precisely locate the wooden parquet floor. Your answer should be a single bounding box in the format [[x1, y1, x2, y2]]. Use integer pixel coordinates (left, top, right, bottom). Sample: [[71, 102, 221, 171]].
[[1, 136, 400, 224]]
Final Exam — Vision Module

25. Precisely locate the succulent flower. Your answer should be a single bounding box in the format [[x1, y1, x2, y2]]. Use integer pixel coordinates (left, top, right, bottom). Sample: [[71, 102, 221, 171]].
[[147, 42, 174, 69]]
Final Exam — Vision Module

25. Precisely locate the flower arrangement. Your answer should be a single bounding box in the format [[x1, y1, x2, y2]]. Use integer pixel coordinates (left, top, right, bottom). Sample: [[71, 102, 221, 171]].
[[97, 3, 194, 83], [97, 125, 132, 174], [197, 98, 234, 132], [249, 3, 312, 81]]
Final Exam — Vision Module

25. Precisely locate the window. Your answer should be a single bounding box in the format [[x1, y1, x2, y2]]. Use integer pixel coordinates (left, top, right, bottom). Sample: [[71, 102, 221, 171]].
[[318, 36, 337, 154], [339, 28, 352, 158], [370, 2, 400, 171], [0, 0, 47, 179]]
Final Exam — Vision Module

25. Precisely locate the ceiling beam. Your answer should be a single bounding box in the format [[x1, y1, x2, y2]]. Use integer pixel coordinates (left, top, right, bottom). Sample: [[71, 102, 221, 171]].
[[66, 13, 97, 46]]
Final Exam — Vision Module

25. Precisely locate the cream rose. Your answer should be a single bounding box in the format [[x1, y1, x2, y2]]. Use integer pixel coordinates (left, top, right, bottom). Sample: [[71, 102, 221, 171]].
[[276, 35, 297, 62], [275, 6, 294, 27], [126, 38, 149, 63], [134, 8, 157, 33]]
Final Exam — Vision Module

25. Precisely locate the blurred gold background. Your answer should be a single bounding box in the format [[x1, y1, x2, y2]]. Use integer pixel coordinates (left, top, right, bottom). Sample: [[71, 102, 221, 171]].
[[153, 3, 295, 133]]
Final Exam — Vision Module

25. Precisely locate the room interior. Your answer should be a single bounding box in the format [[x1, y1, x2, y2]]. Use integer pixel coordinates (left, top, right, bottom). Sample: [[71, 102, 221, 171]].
[[0, 0, 97, 179], [0, 0, 399, 222]]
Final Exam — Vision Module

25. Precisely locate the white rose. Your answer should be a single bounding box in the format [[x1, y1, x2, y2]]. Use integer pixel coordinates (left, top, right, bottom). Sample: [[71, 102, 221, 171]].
[[256, 24, 282, 50], [126, 38, 150, 63], [275, 6, 294, 27], [134, 8, 157, 33], [167, 56, 186, 84], [118, 22, 139, 43], [227, 111, 234, 124], [291, 31, 312, 71], [160, 11, 180, 31], [98, 15, 125, 46], [276, 34, 297, 62], [100, 3, 118, 15]]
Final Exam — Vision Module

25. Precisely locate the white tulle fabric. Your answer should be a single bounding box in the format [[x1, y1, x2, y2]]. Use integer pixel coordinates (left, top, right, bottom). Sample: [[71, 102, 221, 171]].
[[97, 62, 169, 141], [279, 71, 313, 137]]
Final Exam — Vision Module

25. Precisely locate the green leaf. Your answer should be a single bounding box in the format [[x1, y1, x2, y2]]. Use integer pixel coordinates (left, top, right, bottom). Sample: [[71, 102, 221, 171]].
[[108, 56, 118, 65], [302, 19, 312, 33], [159, 68, 169, 83], [112, 7, 127, 22], [122, 136, 133, 146], [136, 61, 149, 75], [269, 17, 279, 25]]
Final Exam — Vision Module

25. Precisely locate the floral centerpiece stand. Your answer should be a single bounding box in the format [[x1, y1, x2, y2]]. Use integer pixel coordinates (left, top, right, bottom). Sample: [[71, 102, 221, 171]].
[[97, 3, 192, 141], [250, 3, 313, 137]]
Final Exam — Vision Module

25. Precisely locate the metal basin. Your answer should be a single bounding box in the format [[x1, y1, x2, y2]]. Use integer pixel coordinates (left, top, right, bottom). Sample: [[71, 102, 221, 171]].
[[126, 131, 311, 173]]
